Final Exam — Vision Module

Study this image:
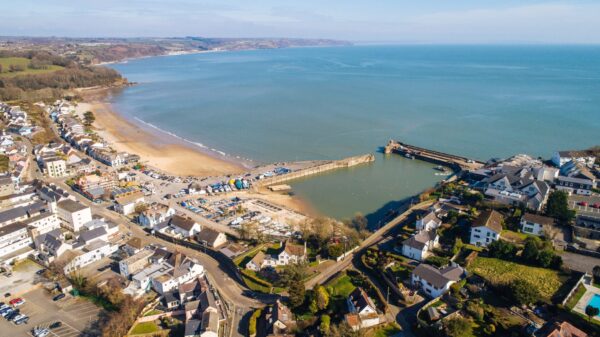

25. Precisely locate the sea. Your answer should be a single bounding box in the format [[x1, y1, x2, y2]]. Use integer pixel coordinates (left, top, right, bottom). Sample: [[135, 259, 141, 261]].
[[108, 45, 600, 222]]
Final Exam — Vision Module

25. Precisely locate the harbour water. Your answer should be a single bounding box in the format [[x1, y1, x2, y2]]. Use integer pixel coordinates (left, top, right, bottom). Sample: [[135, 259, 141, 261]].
[[109, 45, 600, 221]]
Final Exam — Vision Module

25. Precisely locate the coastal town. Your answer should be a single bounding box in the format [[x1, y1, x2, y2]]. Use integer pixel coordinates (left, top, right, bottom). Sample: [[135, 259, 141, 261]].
[[0, 89, 599, 337]]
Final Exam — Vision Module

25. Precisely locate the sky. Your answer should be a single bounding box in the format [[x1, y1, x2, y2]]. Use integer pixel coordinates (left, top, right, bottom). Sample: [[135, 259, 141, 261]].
[[2, 0, 600, 43]]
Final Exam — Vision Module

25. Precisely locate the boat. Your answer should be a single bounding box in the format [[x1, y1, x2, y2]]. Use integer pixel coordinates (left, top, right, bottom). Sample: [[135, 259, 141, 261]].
[[434, 165, 445, 171], [405, 153, 414, 159]]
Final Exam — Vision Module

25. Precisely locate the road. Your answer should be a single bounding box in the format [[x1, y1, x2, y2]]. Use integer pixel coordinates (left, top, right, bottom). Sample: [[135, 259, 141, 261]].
[[306, 199, 433, 289]]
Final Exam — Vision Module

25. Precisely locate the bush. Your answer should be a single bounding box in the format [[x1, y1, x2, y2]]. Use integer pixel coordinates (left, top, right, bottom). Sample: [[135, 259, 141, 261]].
[[508, 279, 540, 306], [466, 301, 484, 321], [425, 256, 450, 268], [320, 314, 331, 335], [248, 309, 262, 336], [445, 317, 473, 337]]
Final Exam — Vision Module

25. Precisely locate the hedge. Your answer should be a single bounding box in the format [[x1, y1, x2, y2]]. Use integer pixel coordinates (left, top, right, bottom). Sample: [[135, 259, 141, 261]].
[[248, 309, 262, 336]]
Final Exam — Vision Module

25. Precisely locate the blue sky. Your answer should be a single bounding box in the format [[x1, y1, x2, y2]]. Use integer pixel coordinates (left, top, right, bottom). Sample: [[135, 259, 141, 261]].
[[2, 0, 600, 43]]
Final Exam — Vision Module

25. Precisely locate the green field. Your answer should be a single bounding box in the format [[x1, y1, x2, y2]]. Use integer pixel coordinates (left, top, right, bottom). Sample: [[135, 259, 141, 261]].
[[326, 274, 356, 297], [130, 321, 160, 335], [469, 257, 564, 300], [0, 57, 63, 78]]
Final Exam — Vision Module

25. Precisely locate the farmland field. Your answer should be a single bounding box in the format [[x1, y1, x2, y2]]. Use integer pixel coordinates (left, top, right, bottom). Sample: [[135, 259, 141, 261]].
[[0, 57, 63, 77], [469, 257, 565, 300]]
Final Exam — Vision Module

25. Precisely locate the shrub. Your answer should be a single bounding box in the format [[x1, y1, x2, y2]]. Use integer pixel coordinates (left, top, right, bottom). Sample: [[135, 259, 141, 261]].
[[248, 309, 262, 336], [508, 279, 540, 306]]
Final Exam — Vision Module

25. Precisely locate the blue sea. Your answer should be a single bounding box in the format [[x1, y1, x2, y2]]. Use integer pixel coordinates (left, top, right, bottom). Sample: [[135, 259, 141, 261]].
[[109, 45, 600, 221]]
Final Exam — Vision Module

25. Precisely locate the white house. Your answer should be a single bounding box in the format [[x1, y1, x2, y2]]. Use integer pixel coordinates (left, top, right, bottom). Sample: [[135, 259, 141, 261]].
[[119, 249, 153, 279], [520, 213, 555, 236], [345, 287, 380, 330], [415, 211, 442, 231], [552, 150, 596, 168], [470, 210, 503, 247], [150, 253, 205, 295], [56, 199, 92, 232], [23, 212, 61, 237], [277, 241, 306, 265], [168, 215, 201, 238], [114, 191, 145, 216], [62, 240, 118, 274], [196, 228, 227, 248], [138, 203, 175, 228], [400, 230, 439, 261], [43, 157, 67, 178], [0, 222, 32, 260], [411, 263, 464, 298], [245, 251, 277, 271]]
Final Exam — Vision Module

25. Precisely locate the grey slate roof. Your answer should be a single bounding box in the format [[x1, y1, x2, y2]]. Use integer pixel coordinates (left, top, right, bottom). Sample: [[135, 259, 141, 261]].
[[402, 229, 437, 250], [522, 213, 555, 226], [0, 221, 27, 237], [472, 210, 503, 234], [413, 264, 464, 289], [78, 227, 107, 244]]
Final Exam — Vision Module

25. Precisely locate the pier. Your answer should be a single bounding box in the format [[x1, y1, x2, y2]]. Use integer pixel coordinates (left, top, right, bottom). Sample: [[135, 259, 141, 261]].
[[254, 154, 375, 188], [384, 140, 484, 171]]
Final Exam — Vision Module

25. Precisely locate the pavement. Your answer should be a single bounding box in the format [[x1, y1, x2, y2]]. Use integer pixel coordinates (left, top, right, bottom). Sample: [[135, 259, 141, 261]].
[[560, 251, 600, 274], [0, 287, 102, 337], [0, 259, 45, 299]]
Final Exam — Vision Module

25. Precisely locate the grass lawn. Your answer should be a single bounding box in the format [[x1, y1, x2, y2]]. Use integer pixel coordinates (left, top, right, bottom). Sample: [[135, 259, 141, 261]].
[[565, 284, 587, 310], [501, 230, 531, 244], [130, 321, 160, 335], [469, 257, 564, 300], [143, 309, 163, 317], [0, 57, 63, 78], [326, 274, 356, 297], [372, 323, 401, 337]]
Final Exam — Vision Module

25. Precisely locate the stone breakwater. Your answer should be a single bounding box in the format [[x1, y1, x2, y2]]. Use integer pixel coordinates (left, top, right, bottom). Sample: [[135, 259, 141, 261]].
[[254, 154, 375, 188]]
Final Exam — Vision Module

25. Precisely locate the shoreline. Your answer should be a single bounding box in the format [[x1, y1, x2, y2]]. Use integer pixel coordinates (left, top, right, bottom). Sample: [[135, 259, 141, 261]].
[[77, 86, 246, 177], [75, 86, 320, 216]]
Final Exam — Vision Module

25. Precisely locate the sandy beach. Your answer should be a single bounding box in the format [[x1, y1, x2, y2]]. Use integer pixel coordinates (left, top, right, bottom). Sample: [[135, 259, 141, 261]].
[[76, 87, 244, 177], [75, 86, 318, 216]]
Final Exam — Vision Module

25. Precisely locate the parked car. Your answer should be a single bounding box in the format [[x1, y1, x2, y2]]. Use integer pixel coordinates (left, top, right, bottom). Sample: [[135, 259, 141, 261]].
[[14, 315, 29, 325], [9, 298, 25, 306], [35, 269, 46, 275], [11, 313, 25, 322], [4, 310, 17, 320], [52, 293, 65, 301], [49, 321, 62, 329], [592, 203, 600, 209], [33, 327, 50, 337], [579, 201, 588, 207]]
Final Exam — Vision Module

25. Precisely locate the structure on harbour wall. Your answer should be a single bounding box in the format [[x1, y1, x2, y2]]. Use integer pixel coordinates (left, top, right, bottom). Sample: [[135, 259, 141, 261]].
[[384, 140, 484, 171], [255, 154, 375, 188]]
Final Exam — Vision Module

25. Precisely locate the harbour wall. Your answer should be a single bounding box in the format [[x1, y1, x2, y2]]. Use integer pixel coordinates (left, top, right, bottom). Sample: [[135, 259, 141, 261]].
[[254, 153, 375, 187]]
